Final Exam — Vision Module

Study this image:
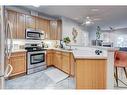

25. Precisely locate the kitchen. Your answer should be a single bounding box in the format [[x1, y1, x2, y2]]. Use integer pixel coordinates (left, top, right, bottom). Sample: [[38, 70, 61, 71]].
[[0, 6, 127, 89]]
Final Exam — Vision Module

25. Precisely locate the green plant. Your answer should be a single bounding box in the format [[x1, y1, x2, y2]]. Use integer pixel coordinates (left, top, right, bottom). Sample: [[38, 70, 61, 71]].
[[63, 36, 71, 44]]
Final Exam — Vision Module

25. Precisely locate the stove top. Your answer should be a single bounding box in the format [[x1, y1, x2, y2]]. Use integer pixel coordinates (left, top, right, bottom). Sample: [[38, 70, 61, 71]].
[[25, 47, 46, 52]]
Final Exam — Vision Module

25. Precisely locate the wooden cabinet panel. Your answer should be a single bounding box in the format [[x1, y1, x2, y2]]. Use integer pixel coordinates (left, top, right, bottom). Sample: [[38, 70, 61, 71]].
[[8, 52, 26, 77], [17, 12, 26, 39], [70, 54, 75, 76], [57, 20, 62, 40], [54, 51, 62, 69], [62, 52, 70, 74], [7, 10, 17, 39], [75, 59, 107, 89], [49, 20, 62, 40], [26, 15, 36, 29], [50, 20, 57, 40], [36, 17, 50, 39], [46, 50, 54, 66], [46, 50, 73, 75]]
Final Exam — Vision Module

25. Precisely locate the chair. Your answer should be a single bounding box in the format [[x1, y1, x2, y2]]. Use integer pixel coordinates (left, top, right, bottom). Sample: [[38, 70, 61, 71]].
[[114, 50, 127, 87]]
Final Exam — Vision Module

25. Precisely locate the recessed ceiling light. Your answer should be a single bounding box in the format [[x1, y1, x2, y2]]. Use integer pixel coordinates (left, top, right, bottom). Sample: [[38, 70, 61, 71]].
[[91, 9, 99, 12]]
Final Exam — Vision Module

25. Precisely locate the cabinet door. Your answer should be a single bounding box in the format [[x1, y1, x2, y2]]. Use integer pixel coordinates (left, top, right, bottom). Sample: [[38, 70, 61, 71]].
[[26, 15, 36, 29], [70, 54, 75, 76], [17, 12, 26, 39], [57, 20, 62, 40], [36, 17, 50, 39], [44, 20, 50, 39], [46, 53, 53, 66], [50, 20, 57, 40], [62, 52, 70, 74], [50, 20, 62, 40], [7, 10, 17, 39], [8, 52, 26, 77], [54, 51, 62, 69]]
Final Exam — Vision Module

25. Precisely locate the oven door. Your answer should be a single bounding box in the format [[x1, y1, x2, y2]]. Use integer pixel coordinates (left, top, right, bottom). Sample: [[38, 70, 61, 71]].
[[27, 51, 46, 69]]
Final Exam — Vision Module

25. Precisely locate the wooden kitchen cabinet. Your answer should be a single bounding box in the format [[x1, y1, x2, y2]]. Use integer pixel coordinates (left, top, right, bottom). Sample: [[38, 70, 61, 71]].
[[46, 50, 54, 66], [25, 15, 36, 29], [50, 20, 62, 40], [61, 52, 70, 74], [36, 17, 50, 39], [75, 59, 107, 89], [54, 51, 62, 69], [7, 10, 17, 39], [8, 52, 26, 77], [46, 50, 74, 75], [17, 12, 26, 39], [57, 20, 62, 40], [70, 53, 75, 76]]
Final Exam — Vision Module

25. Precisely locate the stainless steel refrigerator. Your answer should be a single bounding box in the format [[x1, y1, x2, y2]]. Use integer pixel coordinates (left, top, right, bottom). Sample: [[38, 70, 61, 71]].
[[0, 6, 13, 89]]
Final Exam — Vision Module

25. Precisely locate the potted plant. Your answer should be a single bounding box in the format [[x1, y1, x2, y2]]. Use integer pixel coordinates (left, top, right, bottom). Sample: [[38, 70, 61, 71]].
[[63, 36, 71, 45]]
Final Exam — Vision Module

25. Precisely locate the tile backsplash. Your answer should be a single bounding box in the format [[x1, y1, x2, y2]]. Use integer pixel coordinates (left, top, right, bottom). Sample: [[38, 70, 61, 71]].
[[11, 39, 60, 50]]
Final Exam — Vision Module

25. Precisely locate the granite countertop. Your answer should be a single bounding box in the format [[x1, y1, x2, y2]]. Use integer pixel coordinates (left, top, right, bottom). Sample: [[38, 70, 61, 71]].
[[72, 49, 108, 60], [45, 47, 107, 59], [45, 48, 73, 53], [73, 55, 107, 60]]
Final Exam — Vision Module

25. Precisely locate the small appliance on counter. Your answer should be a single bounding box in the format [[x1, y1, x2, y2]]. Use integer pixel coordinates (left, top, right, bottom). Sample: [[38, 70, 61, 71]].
[[25, 43, 46, 74]]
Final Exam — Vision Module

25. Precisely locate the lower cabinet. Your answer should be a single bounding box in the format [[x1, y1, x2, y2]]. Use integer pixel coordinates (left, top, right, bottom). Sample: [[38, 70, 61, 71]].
[[46, 50, 74, 75], [46, 50, 54, 66], [8, 52, 26, 77], [54, 51, 62, 69], [75, 59, 107, 89], [61, 52, 70, 74]]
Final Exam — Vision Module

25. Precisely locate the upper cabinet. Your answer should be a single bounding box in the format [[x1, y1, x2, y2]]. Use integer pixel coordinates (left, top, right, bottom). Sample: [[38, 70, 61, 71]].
[[50, 20, 62, 40], [25, 15, 36, 29], [7, 10, 17, 39], [36, 17, 50, 39], [6, 10, 62, 40], [7, 10, 25, 39], [17, 12, 26, 39], [57, 20, 62, 40]]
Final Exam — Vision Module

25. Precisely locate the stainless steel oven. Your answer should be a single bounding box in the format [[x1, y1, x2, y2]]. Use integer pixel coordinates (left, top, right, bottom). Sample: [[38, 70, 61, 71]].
[[27, 51, 46, 74], [25, 28, 45, 40]]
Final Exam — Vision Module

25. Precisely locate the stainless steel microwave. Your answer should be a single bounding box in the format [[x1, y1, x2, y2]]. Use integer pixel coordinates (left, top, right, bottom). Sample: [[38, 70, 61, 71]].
[[25, 28, 45, 40]]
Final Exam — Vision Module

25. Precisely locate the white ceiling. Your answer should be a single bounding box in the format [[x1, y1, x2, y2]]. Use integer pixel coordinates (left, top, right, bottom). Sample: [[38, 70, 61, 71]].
[[23, 6, 127, 27]]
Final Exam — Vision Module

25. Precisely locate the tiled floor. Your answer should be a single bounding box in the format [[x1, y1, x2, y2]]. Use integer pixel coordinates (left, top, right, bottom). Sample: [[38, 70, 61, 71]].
[[5, 67, 75, 89]]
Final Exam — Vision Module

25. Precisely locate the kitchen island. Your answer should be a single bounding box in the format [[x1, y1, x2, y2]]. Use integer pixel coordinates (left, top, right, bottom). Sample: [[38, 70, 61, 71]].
[[72, 47, 115, 89], [74, 56, 107, 89]]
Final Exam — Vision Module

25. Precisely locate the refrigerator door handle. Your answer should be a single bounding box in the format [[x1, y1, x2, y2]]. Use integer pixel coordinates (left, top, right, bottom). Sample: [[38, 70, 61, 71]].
[[6, 21, 13, 59], [4, 64, 13, 78]]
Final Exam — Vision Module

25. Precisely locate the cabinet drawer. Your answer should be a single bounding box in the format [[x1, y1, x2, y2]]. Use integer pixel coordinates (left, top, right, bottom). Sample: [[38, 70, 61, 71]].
[[54, 51, 62, 55], [46, 50, 54, 53], [62, 52, 70, 57], [11, 52, 26, 57]]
